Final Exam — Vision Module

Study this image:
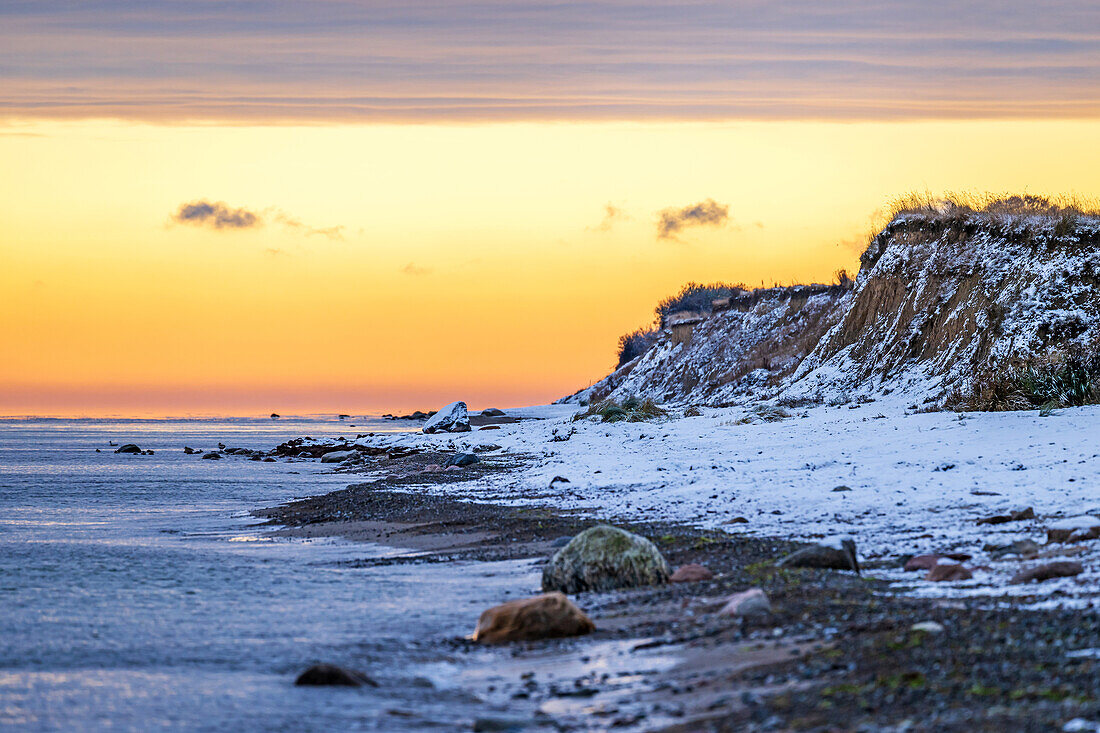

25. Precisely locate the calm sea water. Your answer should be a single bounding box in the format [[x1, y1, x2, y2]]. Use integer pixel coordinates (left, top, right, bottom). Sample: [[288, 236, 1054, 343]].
[[0, 417, 543, 732]]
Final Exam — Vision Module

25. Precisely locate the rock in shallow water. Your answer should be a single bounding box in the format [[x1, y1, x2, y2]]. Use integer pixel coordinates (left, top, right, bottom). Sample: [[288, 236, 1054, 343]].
[[294, 663, 377, 687], [114, 444, 142, 454], [422, 401, 471, 434], [201, 452, 221, 460], [473, 592, 595, 643], [541, 525, 671, 593]]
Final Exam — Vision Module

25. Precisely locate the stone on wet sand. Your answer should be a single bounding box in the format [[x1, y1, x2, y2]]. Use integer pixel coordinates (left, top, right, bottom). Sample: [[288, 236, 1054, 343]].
[[780, 537, 860, 574], [1047, 516, 1100, 544], [472, 592, 595, 644], [320, 450, 355, 464], [294, 663, 378, 687], [541, 524, 671, 594], [422, 401, 471, 434], [114, 444, 142, 454], [445, 452, 479, 468], [718, 588, 771, 618], [1009, 561, 1084, 584], [670, 564, 714, 583], [926, 562, 973, 582]]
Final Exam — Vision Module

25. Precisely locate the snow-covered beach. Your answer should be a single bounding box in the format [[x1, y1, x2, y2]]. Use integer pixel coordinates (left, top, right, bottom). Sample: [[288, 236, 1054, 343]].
[[352, 401, 1100, 606]]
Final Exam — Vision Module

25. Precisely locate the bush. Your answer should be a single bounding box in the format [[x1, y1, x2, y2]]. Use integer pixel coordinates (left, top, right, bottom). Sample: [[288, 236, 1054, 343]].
[[654, 282, 746, 326], [616, 328, 658, 367], [573, 395, 668, 423], [949, 349, 1100, 412]]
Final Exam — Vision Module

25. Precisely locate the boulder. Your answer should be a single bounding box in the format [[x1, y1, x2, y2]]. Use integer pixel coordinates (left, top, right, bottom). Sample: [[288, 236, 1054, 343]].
[[294, 663, 377, 687], [926, 563, 973, 582], [1047, 516, 1100, 543], [911, 621, 945, 634], [202, 452, 222, 460], [670, 564, 714, 583], [780, 538, 859, 574], [984, 539, 1040, 559], [115, 444, 142, 454], [472, 592, 595, 644], [904, 553, 972, 572], [445, 452, 479, 468], [718, 589, 771, 618], [976, 507, 1035, 525], [1009, 561, 1084, 584], [422, 401, 471, 434], [320, 450, 355, 464], [541, 525, 671, 594], [480, 408, 506, 417]]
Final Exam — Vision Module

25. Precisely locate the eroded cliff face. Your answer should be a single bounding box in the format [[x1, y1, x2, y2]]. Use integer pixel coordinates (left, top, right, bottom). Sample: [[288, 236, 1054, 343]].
[[786, 214, 1100, 404], [566, 285, 850, 406], [569, 212, 1100, 407]]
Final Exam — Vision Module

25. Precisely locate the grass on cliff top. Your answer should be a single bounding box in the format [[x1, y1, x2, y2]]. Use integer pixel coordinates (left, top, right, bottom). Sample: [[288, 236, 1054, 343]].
[[885, 192, 1100, 223], [573, 395, 667, 423]]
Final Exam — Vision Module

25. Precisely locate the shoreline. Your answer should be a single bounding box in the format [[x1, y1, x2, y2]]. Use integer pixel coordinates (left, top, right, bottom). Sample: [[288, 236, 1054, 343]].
[[255, 445, 1100, 731]]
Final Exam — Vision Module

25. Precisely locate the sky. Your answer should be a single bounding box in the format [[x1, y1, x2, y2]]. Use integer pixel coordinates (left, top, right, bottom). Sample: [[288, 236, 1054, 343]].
[[2, 1, 1099, 415]]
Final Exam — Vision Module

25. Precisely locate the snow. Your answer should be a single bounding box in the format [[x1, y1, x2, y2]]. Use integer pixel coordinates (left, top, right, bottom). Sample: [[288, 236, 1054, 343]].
[[362, 400, 1100, 606], [1049, 516, 1100, 531]]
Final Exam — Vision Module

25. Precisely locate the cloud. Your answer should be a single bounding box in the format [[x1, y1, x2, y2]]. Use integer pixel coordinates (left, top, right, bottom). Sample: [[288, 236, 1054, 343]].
[[173, 200, 260, 229], [656, 199, 729, 240], [401, 263, 432, 276], [271, 211, 345, 240], [171, 201, 343, 239], [587, 203, 628, 233]]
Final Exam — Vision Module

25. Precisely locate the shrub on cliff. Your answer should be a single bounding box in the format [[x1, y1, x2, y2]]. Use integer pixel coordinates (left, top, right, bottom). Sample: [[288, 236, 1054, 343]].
[[949, 348, 1100, 412], [654, 281, 746, 326], [616, 327, 658, 367]]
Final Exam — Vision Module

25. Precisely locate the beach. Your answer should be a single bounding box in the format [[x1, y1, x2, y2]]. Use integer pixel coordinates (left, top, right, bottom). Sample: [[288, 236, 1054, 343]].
[[253, 401, 1100, 731], [5, 406, 1100, 731]]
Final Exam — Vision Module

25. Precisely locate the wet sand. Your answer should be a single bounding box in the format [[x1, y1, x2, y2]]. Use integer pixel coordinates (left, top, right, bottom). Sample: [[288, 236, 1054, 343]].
[[256, 452, 1100, 732]]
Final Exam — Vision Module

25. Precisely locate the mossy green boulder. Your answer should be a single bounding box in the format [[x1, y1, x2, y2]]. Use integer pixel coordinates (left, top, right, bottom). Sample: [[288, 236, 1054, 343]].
[[541, 525, 672, 593]]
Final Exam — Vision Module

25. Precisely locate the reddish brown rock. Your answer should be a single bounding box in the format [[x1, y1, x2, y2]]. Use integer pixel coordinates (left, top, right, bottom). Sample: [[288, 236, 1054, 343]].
[[670, 564, 714, 583], [1046, 517, 1100, 544], [473, 592, 595, 644], [1009, 561, 1084, 584], [926, 564, 973, 582], [905, 553, 972, 572]]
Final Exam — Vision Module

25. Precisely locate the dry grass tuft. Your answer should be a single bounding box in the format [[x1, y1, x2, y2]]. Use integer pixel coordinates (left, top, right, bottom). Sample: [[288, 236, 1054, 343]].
[[573, 395, 668, 423]]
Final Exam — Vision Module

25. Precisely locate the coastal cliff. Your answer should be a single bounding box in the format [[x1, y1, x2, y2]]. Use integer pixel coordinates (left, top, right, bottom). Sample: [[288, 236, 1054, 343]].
[[570, 201, 1100, 408]]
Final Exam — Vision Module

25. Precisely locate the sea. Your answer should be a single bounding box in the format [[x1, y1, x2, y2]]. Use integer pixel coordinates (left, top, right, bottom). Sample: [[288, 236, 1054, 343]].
[[0, 416, 547, 731]]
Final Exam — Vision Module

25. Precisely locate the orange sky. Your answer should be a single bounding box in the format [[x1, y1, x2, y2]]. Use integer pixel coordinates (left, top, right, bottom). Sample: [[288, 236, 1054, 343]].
[[2, 119, 1099, 415]]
